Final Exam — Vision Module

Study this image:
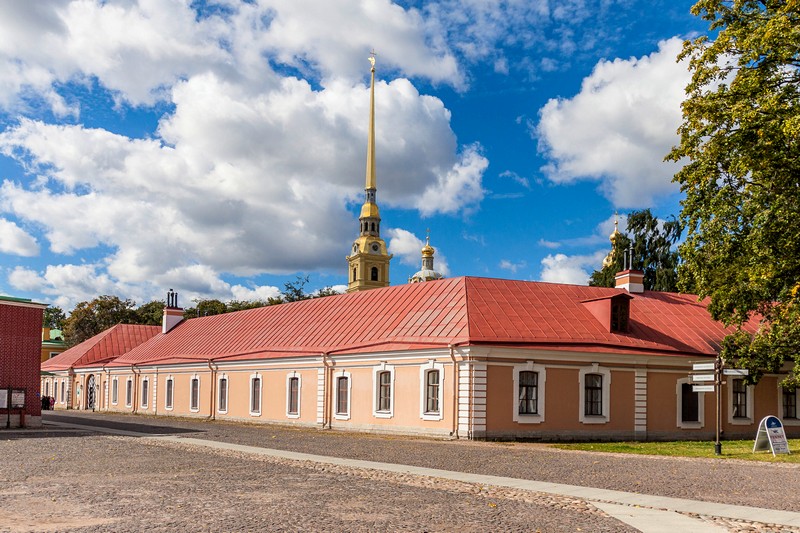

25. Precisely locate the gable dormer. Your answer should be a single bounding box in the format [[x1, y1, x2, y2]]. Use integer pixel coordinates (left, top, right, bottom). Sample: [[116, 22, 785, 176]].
[[581, 293, 633, 333]]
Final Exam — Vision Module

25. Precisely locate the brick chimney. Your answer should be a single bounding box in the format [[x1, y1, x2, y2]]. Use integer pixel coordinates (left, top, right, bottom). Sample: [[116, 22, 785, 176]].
[[615, 269, 644, 294], [162, 288, 183, 334]]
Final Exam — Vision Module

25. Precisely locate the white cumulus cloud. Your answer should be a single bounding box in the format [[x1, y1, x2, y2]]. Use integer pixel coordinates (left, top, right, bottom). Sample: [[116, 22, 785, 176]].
[[539, 250, 607, 285], [536, 38, 689, 208], [387, 228, 450, 277], [0, 218, 39, 256]]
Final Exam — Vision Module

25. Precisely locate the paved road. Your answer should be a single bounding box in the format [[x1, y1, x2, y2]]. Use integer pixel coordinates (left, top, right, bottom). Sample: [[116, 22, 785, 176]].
[[0, 411, 797, 532]]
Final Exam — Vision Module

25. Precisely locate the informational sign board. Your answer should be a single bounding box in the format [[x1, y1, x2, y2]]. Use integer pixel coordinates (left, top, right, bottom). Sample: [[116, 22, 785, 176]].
[[692, 362, 715, 371], [723, 368, 749, 376], [10, 389, 25, 409], [0, 389, 7, 409], [692, 373, 715, 382], [753, 416, 790, 456], [692, 385, 715, 393]]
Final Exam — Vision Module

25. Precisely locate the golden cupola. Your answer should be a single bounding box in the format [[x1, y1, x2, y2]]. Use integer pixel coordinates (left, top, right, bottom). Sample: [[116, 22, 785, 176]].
[[602, 216, 621, 268], [410, 231, 443, 283], [346, 52, 392, 293]]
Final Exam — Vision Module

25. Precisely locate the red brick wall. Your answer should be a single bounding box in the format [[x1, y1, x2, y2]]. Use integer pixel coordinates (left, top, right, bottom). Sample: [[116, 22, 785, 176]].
[[0, 303, 44, 421]]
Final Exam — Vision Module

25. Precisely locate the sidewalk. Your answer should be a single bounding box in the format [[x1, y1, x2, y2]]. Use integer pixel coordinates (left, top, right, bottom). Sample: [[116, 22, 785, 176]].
[[46, 418, 800, 532]]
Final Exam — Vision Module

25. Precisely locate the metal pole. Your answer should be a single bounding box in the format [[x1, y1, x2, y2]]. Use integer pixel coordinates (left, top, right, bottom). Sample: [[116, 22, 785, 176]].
[[715, 354, 722, 455]]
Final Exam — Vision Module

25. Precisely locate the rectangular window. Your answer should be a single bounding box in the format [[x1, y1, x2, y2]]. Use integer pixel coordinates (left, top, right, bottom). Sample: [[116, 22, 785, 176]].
[[125, 379, 133, 407], [732, 378, 747, 418], [518, 371, 538, 415], [44, 381, 49, 397], [218, 377, 228, 413], [60, 381, 65, 403], [610, 299, 629, 332], [112, 379, 118, 404], [377, 371, 392, 412], [425, 370, 440, 414], [784, 387, 797, 419], [681, 383, 699, 422], [251, 377, 261, 414], [190, 377, 200, 411], [584, 374, 603, 416], [141, 380, 149, 409], [288, 377, 299, 415], [165, 379, 174, 410], [336, 376, 349, 415]]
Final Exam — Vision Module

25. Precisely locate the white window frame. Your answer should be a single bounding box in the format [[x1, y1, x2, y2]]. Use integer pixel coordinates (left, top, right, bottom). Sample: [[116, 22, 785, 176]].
[[512, 361, 546, 424], [372, 363, 395, 419], [164, 376, 174, 411], [111, 378, 118, 405], [217, 373, 228, 414], [676, 377, 704, 429], [141, 378, 149, 409], [189, 374, 200, 413], [419, 361, 445, 421], [727, 377, 753, 425], [60, 380, 65, 403], [333, 370, 352, 420], [286, 372, 301, 419], [249, 373, 262, 416], [778, 382, 800, 426], [125, 377, 133, 408], [579, 364, 611, 424], [44, 380, 50, 397]]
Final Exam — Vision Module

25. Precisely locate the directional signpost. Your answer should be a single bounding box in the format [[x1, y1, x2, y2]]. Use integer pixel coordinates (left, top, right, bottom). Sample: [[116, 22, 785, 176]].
[[690, 358, 749, 455]]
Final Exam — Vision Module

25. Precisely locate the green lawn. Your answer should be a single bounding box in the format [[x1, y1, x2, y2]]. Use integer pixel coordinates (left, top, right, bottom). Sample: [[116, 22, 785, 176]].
[[550, 439, 800, 463]]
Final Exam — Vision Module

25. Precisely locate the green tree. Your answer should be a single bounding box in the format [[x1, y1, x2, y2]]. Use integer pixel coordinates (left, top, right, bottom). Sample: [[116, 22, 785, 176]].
[[135, 300, 166, 326], [668, 0, 800, 385], [589, 209, 682, 292], [63, 295, 137, 346], [281, 275, 312, 303], [43, 306, 66, 330], [183, 299, 227, 319]]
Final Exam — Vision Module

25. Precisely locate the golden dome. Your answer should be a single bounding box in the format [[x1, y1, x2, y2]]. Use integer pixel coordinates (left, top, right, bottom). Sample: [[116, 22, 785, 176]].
[[421, 235, 434, 257], [360, 202, 381, 219]]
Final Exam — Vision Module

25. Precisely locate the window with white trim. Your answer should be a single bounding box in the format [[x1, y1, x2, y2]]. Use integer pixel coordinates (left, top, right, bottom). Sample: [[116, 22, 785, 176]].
[[513, 362, 546, 424], [60, 380, 65, 403], [165, 377, 174, 410], [250, 374, 262, 416], [218, 374, 228, 414], [334, 371, 351, 420], [419, 361, 445, 421], [125, 378, 133, 407], [676, 377, 704, 429], [781, 385, 798, 423], [111, 378, 118, 405], [579, 365, 611, 424], [372, 364, 395, 418], [141, 378, 149, 409], [727, 378, 753, 425], [44, 381, 49, 397], [190, 375, 200, 412], [286, 373, 300, 418]]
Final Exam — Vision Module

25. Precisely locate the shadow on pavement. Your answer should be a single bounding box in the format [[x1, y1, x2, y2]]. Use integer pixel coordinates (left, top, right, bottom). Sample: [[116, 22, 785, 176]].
[[41, 412, 205, 437]]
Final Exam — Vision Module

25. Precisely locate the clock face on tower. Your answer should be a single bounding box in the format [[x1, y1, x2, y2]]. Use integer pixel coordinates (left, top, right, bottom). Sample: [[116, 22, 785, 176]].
[[371, 243, 380, 253], [352, 243, 359, 254]]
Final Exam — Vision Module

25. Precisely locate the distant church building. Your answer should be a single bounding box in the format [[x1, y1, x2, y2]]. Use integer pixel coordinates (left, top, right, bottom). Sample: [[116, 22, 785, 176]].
[[409, 233, 443, 283], [346, 54, 392, 292]]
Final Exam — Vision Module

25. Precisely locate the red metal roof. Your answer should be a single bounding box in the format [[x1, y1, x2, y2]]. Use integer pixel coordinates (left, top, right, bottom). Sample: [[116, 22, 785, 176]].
[[41, 324, 160, 371], [87, 276, 753, 369]]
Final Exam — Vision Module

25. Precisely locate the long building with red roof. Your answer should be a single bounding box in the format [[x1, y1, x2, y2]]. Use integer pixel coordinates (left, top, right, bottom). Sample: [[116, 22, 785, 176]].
[[40, 274, 799, 440]]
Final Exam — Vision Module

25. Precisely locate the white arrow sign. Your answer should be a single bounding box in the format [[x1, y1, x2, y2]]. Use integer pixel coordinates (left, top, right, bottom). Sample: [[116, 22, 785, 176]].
[[692, 362, 715, 371], [723, 368, 749, 376], [692, 374, 716, 382], [693, 385, 715, 393]]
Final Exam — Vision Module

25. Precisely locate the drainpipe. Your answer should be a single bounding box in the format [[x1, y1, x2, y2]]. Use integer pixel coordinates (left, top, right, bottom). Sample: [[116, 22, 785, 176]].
[[449, 345, 459, 439], [207, 360, 216, 420], [101, 365, 109, 411], [131, 365, 138, 414], [321, 353, 331, 429]]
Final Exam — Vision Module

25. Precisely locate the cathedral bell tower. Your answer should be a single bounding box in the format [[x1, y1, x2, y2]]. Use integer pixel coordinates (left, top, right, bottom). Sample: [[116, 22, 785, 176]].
[[346, 52, 392, 293]]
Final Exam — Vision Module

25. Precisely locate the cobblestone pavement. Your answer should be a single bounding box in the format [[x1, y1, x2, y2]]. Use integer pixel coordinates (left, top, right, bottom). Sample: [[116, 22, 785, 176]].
[[1, 432, 634, 532], [43, 411, 800, 510], [1, 411, 798, 532]]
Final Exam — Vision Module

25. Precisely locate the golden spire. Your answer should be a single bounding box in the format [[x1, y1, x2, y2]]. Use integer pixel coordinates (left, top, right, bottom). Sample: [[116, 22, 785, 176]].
[[365, 50, 377, 191], [421, 229, 434, 257]]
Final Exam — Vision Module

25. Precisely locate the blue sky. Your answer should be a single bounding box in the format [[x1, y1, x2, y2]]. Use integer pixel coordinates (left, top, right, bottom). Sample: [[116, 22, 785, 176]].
[[0, 0, 707, 311]]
